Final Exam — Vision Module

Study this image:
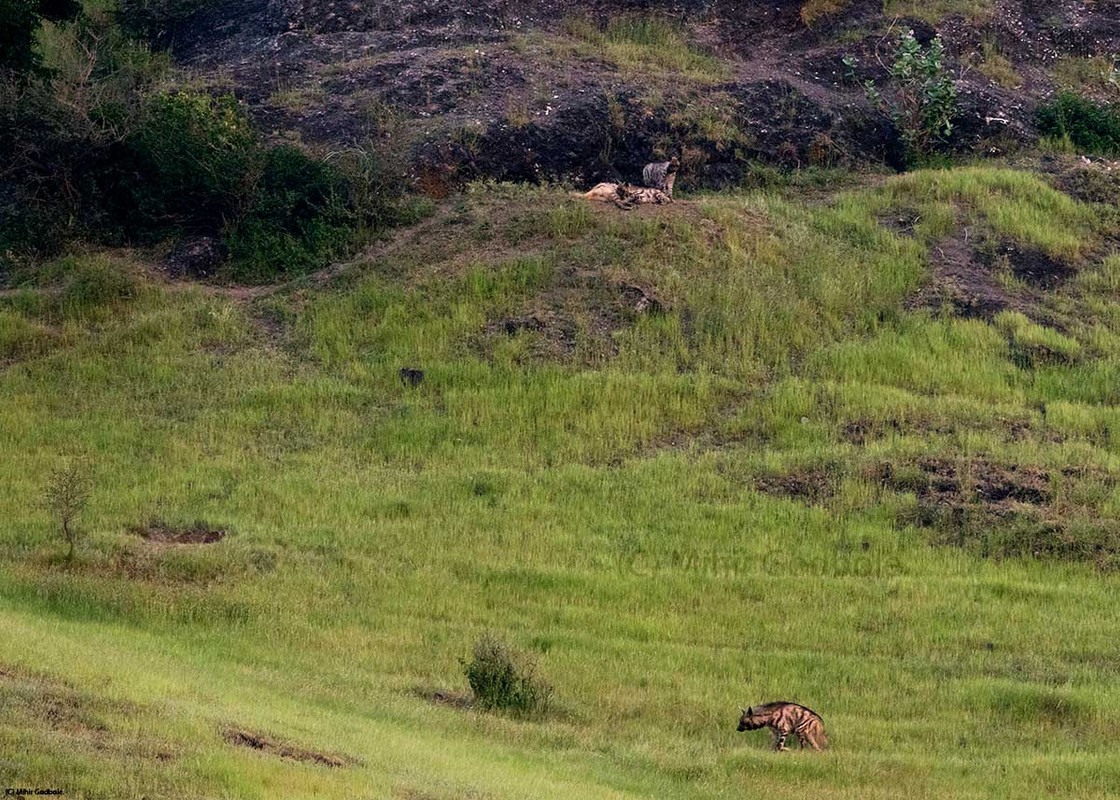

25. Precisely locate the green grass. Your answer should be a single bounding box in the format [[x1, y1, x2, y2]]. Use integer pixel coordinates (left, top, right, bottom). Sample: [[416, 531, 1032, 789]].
[[3, 167, 1120, 798], [265, 85, 329, 112]]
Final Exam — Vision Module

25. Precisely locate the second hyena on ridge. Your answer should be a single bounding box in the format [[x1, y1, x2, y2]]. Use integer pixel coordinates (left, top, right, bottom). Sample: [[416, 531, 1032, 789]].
[[736, 702, 828, 751]]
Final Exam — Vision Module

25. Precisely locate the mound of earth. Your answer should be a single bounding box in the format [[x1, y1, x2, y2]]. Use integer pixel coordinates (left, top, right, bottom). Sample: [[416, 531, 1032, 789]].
[[223, 727, 353, 767], [131, 521, 227, 545]]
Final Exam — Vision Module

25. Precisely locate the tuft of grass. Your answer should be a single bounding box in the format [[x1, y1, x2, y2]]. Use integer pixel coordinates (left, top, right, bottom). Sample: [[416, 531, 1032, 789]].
[[994, 311, 1082, 367], [1055, 55, 1120, 99], [265, 86, 328, 112], [801, 0, 852, 26], [975, 39, 1022, 89], [504, 99, 531, 129]]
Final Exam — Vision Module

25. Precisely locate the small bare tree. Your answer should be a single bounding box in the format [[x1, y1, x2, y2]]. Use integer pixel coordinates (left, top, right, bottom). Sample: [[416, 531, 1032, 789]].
[[44, 460, 92, 562]]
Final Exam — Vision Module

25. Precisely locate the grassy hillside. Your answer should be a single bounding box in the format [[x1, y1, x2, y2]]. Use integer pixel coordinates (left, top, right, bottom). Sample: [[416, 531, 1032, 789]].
[[2, 165, 1120, 798]]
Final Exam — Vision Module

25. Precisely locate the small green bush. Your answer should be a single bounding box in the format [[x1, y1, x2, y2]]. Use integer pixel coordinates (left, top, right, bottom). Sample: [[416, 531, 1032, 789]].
[[462, 632, 552, 715], [1037, 92, 1120, 156], [0, 0, 81, 79]]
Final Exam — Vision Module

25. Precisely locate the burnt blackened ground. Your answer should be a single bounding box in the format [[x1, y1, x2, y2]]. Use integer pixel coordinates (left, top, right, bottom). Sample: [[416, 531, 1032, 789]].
[[158, 0, 1120, 190]]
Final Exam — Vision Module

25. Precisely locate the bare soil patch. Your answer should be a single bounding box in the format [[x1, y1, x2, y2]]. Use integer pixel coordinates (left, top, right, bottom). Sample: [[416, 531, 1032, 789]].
[[908, 228, 1079, 322], [982, 241, 1076, 291], [841, 415, 1055, 446], [415, 687, 474, 710], [131, 521, 227, 546], [755, 467, 835, 504], [909, 234, 1017, 320], [878, 458, 1053, 507], [877, 207, 924, 238], [223, 727, 353, 767]]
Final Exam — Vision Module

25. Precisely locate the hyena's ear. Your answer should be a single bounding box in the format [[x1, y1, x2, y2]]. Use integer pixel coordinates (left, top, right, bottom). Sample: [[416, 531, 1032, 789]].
[[746, 707, 753, 715]]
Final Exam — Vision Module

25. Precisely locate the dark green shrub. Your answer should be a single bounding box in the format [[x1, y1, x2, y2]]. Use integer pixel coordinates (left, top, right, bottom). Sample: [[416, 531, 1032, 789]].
[[1037, 92, 1120, 155], [462, 632, 552, 715], [224, 145, 351, 280], [123, 91, 256, 233], [4, 31, 413, 280], [1, 7, 169, 263]]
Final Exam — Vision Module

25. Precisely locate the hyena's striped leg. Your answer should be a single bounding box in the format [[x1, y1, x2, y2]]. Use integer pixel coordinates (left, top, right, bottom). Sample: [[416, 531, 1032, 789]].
[[772, 730, 790, 751], [805, 723, 824, 751]]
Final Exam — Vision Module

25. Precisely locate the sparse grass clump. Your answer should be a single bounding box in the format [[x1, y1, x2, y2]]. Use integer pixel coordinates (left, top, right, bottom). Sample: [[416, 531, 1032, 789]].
[[564, 14, 728, 83], [462, 633, 552, 715], [1054, 55, 1120, 99], [882, 0, 993, 23], [975, 39, 1022, 89], [265, 85, 328, 112]]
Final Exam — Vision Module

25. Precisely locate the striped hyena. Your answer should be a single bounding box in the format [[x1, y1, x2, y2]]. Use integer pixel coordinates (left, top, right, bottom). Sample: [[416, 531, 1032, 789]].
[[736, 702, 828, 751], [641, 157, 679, 199]]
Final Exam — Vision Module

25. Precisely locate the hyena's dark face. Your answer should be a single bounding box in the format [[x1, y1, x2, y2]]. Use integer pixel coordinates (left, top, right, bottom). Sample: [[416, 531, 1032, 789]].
[[737, 707, 764, 732]]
